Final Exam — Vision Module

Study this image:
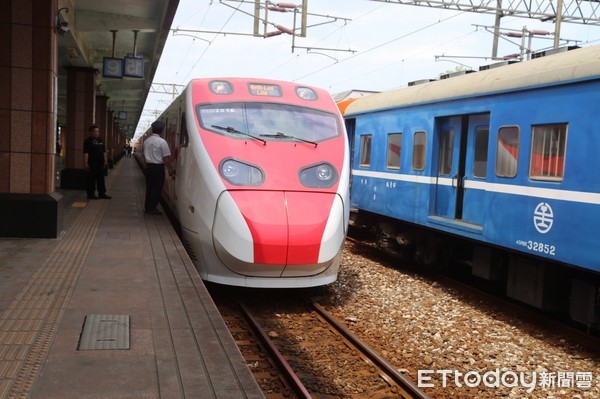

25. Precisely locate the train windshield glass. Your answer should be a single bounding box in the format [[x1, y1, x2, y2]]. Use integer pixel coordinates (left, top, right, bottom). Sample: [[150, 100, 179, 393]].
[[196, 102, 340, 142]]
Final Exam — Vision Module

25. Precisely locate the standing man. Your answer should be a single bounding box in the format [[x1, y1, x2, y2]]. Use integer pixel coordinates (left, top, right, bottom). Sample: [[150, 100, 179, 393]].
[[83, 124, 111, 199], [143, 120, 171, 215]]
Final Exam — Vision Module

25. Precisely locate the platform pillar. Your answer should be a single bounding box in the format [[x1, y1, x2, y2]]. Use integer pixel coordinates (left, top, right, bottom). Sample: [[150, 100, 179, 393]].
[[114, 121, 123, 165], [108, 110, 116, 166], [96, 95, 112, 168], [0, 0, 64, 238], [59, 66, 96, 190]]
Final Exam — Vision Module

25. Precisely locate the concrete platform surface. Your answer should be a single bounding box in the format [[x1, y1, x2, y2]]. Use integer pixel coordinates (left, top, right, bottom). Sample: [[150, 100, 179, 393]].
[[0, 157, 265, 399]]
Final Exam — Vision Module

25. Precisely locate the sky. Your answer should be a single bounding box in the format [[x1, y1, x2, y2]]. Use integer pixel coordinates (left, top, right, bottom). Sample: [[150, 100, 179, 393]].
[[135, 0, 600, 136]]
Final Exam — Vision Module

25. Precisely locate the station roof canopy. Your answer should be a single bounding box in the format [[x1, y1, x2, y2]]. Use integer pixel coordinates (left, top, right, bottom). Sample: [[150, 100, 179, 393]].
[[57, 0, 179, 137]]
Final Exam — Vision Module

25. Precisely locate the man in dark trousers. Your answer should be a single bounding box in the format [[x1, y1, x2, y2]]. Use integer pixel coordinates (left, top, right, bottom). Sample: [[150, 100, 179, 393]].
[[83, 124, 111, 199], [143, 120, 171, 215]]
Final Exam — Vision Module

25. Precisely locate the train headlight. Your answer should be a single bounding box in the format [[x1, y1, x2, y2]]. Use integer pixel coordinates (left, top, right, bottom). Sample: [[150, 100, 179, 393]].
[[299, 163, 338, 188], [219, 159, 264, 186], [210, 80, 233, 95], [295, 87, 317, 101]]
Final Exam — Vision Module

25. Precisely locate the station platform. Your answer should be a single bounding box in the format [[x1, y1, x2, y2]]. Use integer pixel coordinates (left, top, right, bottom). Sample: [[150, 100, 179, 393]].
[[0, 157, 265, 399]]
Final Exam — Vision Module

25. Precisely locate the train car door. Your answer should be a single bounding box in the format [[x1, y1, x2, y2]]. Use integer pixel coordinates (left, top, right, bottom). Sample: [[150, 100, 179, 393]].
[[174, 110, 189, 212], [345, 118, 356, 171], [461, 114, 489, 226], [434, 116, 462, 219], [434, 114, 489, 226]]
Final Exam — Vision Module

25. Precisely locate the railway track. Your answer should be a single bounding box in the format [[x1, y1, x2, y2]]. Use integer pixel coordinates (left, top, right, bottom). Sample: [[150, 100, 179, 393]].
[[213, 287, 429, 399], [212, 236, 599, 398]]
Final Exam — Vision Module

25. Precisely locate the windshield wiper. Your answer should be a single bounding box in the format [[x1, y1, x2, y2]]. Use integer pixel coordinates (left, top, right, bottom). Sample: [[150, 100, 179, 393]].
[[260, 132, 318, 147], [211, 125, 266, 145]]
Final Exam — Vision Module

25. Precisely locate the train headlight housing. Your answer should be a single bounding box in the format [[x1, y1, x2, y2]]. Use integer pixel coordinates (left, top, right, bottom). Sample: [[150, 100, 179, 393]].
[[210, 80, 233, 95], [295, 87, 317, 101], [299, 163, 338, 188], [219, 159, 264, 186]]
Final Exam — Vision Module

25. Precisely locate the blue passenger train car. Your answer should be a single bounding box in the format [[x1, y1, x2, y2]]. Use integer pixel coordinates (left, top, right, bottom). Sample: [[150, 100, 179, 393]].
[[344, 45, 600, 325]]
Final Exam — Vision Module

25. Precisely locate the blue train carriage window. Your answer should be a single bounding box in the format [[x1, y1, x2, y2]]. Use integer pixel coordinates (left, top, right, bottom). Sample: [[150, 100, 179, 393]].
[[386, 133, 402, 170], [412, 131, 427, 171], [473, 127, 489, 178], [529, 123, 567, 181], [438, 129, 454, 175], [495, 126, 520, 178], [359, 134, 372, 167]]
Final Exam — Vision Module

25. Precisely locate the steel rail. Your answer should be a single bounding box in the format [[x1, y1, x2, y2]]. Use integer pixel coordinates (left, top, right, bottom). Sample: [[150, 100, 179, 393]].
[[312, 302, 431, 399], [238, 302, 312, 399]]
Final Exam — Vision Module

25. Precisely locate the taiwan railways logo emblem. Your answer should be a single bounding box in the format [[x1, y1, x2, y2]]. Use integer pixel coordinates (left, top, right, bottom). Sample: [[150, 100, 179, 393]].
[[533, 202, 554, 234]]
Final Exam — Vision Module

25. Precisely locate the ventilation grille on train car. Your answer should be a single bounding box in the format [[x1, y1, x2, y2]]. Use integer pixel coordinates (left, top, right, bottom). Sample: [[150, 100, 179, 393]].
[[440, 70, 475, 80], [479, 60, 518, 71], [182, 239, 198, 261], [406, 45, 581, 89], [531, 45, 580, 59], [408, 78, 437, 87]]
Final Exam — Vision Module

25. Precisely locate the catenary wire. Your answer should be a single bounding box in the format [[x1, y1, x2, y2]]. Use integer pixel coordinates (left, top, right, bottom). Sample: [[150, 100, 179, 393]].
[[292, 10, 468, 83]]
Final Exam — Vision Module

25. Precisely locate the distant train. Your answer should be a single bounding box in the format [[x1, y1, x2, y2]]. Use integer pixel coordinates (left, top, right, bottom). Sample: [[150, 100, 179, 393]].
[[343, 45, 600, 325], [146, 78, 350, 288]]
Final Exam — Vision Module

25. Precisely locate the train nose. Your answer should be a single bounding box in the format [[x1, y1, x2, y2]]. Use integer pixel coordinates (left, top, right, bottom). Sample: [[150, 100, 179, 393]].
[[212, 191, 346, 277]]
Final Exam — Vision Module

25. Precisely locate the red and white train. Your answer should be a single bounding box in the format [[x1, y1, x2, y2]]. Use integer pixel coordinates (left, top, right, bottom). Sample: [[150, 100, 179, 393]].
[[147, 78, 350, 287]]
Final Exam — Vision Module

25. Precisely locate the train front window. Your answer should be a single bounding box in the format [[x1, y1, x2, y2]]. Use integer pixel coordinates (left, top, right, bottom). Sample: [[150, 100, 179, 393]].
[[196, 102, 340, 142], [530, 124, 567, 181]]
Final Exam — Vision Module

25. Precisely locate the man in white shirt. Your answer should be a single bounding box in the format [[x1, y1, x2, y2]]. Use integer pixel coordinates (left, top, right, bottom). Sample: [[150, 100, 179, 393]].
[[143, 120, 171, 215]]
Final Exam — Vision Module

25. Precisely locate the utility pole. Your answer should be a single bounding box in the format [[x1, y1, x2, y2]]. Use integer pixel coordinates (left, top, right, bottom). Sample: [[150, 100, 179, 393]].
[[189, 1, 353, 54], [491, 0, 502, 59], [446, 24, 573, 62], [555, 0, 564, 49]]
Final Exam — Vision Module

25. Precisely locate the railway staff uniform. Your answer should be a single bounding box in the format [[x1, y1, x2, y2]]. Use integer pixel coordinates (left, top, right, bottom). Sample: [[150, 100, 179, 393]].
[[143, 120, 171, 215], [83, 124, 111, 200]]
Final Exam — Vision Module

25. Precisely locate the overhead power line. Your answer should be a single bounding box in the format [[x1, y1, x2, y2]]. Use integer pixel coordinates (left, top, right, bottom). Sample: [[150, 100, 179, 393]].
[[369, 0, 600, 25], [175, 1, 354, 54], [370, 0, 600, 56]]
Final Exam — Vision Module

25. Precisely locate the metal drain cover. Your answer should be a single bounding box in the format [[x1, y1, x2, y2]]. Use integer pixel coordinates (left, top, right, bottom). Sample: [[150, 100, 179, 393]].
[[78, 314, 130, 350]]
